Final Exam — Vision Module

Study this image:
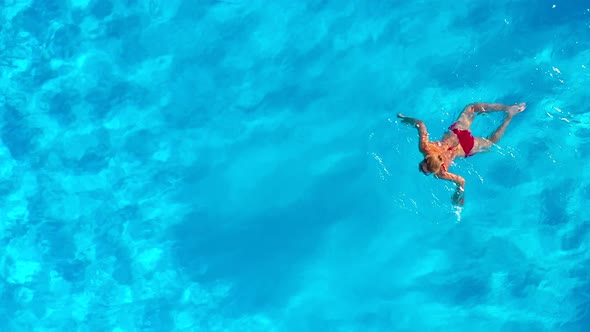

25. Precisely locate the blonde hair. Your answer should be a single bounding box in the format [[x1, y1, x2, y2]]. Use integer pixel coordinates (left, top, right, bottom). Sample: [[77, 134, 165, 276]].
[[424, 154, 442, 173]]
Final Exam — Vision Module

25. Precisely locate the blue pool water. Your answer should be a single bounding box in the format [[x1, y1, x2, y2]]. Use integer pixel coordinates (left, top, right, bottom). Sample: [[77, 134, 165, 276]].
[[1, 0, 589, 331]]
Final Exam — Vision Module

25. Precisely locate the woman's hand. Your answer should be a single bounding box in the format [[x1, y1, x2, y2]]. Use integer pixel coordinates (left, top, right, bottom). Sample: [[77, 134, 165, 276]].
[[452, 186, 465, 206]]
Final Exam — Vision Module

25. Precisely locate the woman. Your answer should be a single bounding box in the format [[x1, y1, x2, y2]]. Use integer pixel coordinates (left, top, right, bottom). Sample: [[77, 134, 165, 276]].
[[398, 102, 526, 205]]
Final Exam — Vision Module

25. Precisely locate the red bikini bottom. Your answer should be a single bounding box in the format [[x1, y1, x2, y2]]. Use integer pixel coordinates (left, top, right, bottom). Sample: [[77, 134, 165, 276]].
[[449, 123, 475, 157]]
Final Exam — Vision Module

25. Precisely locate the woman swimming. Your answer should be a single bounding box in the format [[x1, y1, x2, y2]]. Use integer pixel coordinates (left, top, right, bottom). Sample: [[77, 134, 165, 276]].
[[398, 102, 526, 205]]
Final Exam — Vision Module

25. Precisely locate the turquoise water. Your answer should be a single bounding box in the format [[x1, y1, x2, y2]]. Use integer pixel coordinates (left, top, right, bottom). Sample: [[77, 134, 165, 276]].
[[1, 0, 589, 331]]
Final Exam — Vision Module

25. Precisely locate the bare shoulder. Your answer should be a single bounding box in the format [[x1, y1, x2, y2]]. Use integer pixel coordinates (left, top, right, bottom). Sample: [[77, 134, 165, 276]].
[[421, 141, 437, 154], [425, 141, 446, 152]]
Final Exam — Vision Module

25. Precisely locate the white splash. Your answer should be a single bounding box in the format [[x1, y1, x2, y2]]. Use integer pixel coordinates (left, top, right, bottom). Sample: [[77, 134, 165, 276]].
[[372, 153, 391, 178], [453, 205, 463, 222]]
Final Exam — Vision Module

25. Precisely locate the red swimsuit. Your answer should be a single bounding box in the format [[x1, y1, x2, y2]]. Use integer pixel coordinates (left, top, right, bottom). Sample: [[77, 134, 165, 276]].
[[449, 123, 475, 157]]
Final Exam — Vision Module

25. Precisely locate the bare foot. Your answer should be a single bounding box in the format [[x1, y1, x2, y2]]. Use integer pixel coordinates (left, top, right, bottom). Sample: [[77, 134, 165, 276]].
[[507, 102, 526, 116]]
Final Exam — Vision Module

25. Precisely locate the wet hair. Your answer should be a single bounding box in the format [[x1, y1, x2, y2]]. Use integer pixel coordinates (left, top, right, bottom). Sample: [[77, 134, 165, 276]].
[[423, 154, 442, 173]]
